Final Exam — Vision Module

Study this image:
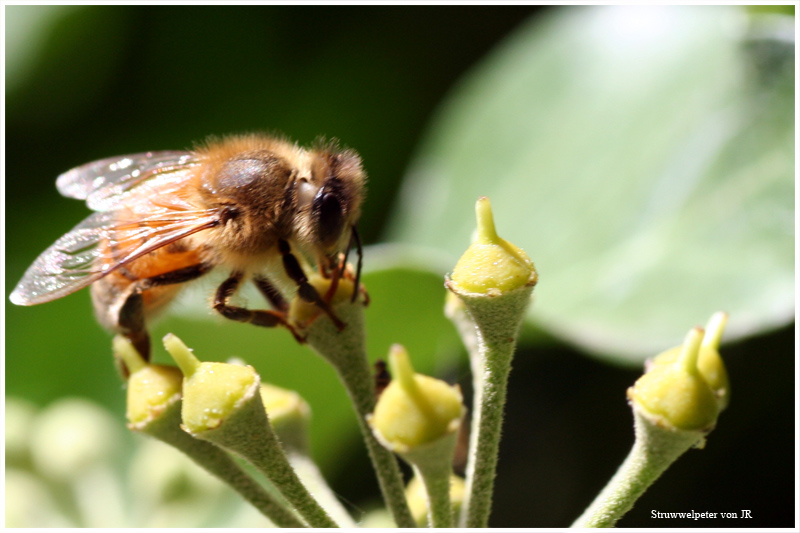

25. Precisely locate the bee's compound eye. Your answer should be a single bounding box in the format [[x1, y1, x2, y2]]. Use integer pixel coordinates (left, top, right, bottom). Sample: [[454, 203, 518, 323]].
[[313, 187, 345, 249]]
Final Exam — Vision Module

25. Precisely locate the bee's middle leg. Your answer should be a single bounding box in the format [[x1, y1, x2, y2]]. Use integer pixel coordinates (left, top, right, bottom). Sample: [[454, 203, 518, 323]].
[[214, 271, 305, 343], [252, 275, 289, 312]]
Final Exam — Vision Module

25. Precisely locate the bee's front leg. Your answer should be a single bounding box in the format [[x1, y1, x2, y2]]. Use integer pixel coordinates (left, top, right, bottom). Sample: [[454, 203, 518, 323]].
[[277, 239, 346, 330], [214, 271, 305, 343]]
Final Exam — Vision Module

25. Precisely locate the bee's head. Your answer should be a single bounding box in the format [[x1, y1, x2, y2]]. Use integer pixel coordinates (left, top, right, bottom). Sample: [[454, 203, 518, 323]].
[[298, 145, 366, 258]]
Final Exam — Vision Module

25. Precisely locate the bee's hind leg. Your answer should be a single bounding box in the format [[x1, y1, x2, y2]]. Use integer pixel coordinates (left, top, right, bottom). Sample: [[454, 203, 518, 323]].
[[214, 271, 305, 343], [117, 291, 151, 367], [112, 262, 213, 365], [278, 239, 345, 330]]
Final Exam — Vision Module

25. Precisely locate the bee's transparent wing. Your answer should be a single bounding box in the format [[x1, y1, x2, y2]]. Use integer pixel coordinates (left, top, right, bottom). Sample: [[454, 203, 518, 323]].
[[10, 198, 220, 306], [56, 151, 198, 211]]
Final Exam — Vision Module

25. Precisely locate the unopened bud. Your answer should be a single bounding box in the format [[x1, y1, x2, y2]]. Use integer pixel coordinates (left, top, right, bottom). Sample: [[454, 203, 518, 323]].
[[114, 336, 183, 427], [289, 272, 358, 330], [449, 197, 537, 296], [163, 333, 258, 434], [370, 345, 464, 452], [648, 312, 730, 412], [259, 383, 311, 453], [629, 328, 719, 432]]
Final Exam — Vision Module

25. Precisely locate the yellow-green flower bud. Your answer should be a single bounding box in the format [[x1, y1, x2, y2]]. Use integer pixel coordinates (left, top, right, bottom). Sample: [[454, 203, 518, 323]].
[[406, 474, 466, 527], [697, 312, 731, 411], [449, 197, 537, 295], [629, 328, 719, 432], [289, 272, 357, 329], [648, 312, 730, 411], [163, 333, 258, 434], [164, 335, 339, 528], [370, 345, 465, 451], [114, 336, 183, 427], [259, 383, 311, 453]]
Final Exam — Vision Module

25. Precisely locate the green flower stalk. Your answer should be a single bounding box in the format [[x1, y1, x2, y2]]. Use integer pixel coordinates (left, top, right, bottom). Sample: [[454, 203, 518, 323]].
[[163, 334, 339, 528], [405, 474, 466, 527], [116, 336, 305, 528], [260, 384, 356, 527], [446, 196, 537, 528], [572, 325, 725, 528], [293, 273, 417, 528], [369, 344, 465, 527]]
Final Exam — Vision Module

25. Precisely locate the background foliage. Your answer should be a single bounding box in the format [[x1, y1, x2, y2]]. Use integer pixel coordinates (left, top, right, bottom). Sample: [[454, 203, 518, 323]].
[[5, 5, 795, 527]]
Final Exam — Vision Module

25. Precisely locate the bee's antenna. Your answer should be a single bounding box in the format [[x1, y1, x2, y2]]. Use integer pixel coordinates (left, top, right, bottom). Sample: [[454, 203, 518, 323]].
[[351, 225, 363, 303]]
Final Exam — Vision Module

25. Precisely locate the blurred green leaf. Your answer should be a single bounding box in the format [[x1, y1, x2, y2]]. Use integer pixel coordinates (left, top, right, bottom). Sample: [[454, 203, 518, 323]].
[[385, 6, 794, 364], [6, 5, 74, 92], [6, 5, 127, 128]]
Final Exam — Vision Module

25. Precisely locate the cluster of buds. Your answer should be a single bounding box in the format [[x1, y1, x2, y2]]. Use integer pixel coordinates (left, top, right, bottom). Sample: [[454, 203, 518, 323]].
[[630, 313, 730, 436], [116, 335, 310, 528], [112, 195, 730, 529], [574, 312, 730, 527]]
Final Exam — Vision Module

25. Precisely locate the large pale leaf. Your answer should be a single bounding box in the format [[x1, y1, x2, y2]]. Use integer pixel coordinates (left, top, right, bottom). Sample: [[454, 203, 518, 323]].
[[386, 6, 794, 363]]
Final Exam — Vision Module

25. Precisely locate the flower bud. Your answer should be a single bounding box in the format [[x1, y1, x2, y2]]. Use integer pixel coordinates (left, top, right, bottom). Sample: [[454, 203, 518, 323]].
[[259, 383, 311, 453], [163, 333, 258, 434], [289, 271, 358, 330], [649, 312, 730, 412], [629, 328, 719, 432], [163, 334, 339, 528], [449, 197, 537, 296], [370, 345, 465, 452], [114, 336, 183, 427]]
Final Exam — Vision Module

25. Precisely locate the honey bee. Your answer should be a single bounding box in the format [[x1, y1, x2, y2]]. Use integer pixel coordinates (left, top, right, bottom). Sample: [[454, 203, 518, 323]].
[[10, 134, 366, 360]]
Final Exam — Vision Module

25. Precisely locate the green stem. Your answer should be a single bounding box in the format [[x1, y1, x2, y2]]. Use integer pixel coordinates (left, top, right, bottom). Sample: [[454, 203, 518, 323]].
[[460, 334, 514, 528], [337, 352, 417, 528], [305, 302, 417, 528], [413, 461, 454, 527], [135, 401, 306, 528], [451, 284, 532, 528], [194, 386, 339, 528], [571, 409, 704, 528]]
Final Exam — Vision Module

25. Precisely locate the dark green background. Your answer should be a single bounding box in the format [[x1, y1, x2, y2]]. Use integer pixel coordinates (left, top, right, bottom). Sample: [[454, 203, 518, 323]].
[[5, 6, 795, 527]]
